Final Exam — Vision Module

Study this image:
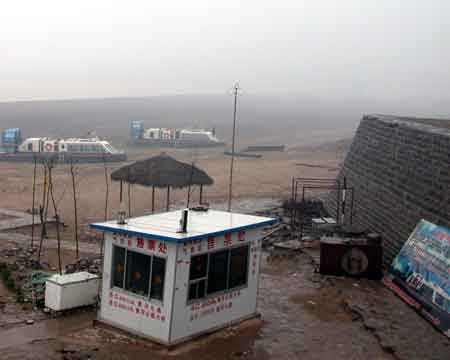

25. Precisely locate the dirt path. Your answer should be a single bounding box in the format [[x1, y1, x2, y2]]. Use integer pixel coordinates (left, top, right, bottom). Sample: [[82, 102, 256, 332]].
[[0, 208, 55, 232]]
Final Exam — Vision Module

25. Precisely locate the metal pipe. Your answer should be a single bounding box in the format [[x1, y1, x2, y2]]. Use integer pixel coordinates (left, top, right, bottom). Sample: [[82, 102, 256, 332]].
[[336, 180, 341, 225], [291, 177, 295, 228], [341, 176, 347, 225], [293, 180, 298, 228], [350, 188, 355, 225], [300, 185, 305, 240]]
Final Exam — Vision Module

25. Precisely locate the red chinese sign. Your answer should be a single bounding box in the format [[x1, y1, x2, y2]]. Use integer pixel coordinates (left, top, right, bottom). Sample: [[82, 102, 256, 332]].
[[189, 290, 241, 321], [112, 233, 168, 256], [250, 239, 260, 276], [108, 290, 166, 322]]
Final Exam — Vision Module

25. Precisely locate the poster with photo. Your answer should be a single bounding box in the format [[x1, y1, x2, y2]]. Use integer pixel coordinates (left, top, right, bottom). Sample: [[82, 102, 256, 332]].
[[384, 219, 450, 338]]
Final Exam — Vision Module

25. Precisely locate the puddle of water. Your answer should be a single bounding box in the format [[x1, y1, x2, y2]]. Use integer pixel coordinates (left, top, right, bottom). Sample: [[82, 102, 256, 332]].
[[0, 311, 95, 350]]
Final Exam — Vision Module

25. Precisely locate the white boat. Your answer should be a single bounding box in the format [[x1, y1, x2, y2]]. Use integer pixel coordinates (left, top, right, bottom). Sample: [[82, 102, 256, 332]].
[[130, 122, 224, 148]]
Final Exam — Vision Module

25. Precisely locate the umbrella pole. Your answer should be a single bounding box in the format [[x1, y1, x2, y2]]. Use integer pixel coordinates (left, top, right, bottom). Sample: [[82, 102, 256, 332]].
[[152, 185, 155, 213], [128, 182, 131, 217], [166, 185, 170, 211], [199, 184, 203, 204], [187, 183, 191, 208]]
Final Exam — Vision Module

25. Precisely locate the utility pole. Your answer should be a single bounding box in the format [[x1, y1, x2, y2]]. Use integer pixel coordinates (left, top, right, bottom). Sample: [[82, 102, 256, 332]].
[[228, 83, 240, 212]]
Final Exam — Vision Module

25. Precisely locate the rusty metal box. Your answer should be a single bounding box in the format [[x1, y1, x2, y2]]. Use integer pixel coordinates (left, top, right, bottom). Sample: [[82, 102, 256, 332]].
[[319, 235, 383, 279]]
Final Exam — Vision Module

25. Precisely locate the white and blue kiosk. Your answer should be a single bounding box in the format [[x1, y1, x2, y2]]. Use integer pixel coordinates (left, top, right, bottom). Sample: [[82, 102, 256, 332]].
[[90, 208, 276, 345]]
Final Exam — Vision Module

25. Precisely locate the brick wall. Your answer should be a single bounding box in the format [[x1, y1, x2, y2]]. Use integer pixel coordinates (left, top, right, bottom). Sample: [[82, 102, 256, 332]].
[[324, 115, 450, 265]]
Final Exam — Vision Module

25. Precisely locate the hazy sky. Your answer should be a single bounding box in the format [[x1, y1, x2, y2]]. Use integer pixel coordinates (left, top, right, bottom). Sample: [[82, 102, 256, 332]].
[[1, 1, 449, 102]]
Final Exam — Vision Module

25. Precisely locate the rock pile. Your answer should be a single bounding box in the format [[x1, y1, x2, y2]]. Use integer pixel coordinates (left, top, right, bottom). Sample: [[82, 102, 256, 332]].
[[254, 206, 295, 248], [65, 256, 103, 275], [0, 246, 41, 271]]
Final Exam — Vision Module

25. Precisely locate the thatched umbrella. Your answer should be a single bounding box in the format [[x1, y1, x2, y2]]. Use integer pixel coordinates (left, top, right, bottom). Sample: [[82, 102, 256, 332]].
[[111, 153, 214, 212]]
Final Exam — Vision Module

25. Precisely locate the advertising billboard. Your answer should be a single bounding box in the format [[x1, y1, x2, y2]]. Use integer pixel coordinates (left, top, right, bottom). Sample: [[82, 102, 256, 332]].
[[384, 219, 450, 338]]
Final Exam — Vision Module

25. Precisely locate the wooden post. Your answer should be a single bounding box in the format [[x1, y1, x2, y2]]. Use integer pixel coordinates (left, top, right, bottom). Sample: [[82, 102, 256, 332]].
[[187, 161, 194, 208], [128, 168, 131, 217], [152, 185, 155, 213], [166, 185, 170, 211], [187, 183, 191, 208]]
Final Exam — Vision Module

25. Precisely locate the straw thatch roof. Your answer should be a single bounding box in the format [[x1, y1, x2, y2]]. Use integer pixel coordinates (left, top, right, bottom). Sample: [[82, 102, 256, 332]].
[[110, 153, 214, 188]]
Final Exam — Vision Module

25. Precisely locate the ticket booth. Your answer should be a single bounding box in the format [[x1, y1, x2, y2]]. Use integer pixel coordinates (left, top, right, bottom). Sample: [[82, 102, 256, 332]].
[[90, 208, 276, 345]]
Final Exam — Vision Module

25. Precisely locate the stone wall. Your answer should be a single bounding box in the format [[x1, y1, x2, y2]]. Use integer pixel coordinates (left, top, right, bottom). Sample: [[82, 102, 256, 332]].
[[325, 115, 450, 265]]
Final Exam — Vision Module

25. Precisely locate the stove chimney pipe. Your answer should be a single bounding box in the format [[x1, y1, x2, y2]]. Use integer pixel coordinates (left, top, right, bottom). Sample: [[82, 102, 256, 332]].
[[180, 209, 188, 233]]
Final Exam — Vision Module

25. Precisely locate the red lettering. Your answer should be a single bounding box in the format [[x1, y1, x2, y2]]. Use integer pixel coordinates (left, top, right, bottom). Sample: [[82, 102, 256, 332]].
[[136, 237, 144, 248], [208, 236, 215, 250], [224, 233, 232, 247], [159, 242, 168, 254], [148, 239, 156, 251], [238, 231, 246, 241]]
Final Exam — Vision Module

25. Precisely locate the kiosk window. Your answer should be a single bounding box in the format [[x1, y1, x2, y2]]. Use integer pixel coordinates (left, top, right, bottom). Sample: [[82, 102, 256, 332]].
[[125, 251, 151, 296], [188, 244, 250, 301], [150, 256, 166, 301], [229, 245, 249, 288], [207, 250, 229, 294], [112, 246, 126, 288], [188, 254, 208, 300], [111, 245, 166, 302]]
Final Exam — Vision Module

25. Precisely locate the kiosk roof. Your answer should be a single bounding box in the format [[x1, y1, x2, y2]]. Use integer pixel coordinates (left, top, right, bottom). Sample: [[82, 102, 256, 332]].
[[90, 209, 277, 243]]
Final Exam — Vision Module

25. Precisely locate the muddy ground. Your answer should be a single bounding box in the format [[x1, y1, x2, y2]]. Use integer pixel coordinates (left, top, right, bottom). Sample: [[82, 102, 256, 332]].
[[0, 139, 346, 242], [1, 137, 448, 359], [1, 247, 449, 360]]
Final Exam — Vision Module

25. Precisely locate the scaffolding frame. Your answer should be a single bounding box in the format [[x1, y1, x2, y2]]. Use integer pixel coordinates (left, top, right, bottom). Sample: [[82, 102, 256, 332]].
[[290, 177, 355, 239]]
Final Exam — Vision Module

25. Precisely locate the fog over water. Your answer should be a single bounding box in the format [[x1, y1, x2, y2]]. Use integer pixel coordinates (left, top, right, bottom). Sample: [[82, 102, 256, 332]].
[[1, 1, 449, 141]]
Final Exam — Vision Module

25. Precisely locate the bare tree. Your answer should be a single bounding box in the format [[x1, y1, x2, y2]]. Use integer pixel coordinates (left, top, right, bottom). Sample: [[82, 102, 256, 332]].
[[38, 162, 49, 262], [70, 157, 79, 259], [31, 155, 37, 247], [101, 153, 109, 257], [48, 162, 62, 274]]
